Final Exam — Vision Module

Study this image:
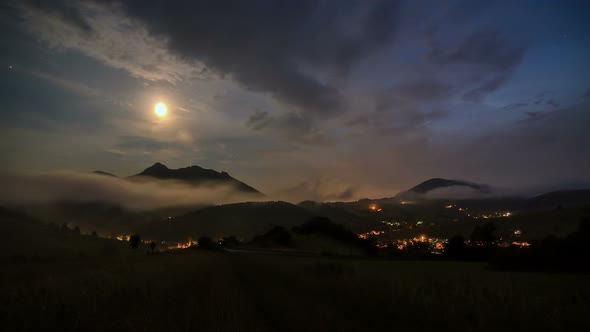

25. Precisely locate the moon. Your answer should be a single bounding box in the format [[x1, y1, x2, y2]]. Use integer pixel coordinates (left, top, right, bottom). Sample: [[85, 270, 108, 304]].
[[154, 102, 168, 117]]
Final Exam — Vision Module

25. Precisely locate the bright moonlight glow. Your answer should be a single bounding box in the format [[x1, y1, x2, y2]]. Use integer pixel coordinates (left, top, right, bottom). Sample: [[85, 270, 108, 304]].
[[154, 102, 168, 117]]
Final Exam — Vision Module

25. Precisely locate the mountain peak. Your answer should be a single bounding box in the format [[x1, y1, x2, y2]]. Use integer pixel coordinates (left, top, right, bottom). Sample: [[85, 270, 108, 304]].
[[132, 163, 263, 195], [138, 162, 170, 175], [149, 162, 169, 170], [407, 178, 488, 195]]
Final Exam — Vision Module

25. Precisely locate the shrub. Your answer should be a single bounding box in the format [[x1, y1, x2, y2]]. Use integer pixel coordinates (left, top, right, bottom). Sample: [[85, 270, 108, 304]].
[[129, 234, 141, 249]]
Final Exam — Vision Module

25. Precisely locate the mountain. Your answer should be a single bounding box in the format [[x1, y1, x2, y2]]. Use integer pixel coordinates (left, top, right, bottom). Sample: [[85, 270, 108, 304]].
[[406, 178, 489, 195], [131, 162, 263, 195], [525, 189, 590, 210]]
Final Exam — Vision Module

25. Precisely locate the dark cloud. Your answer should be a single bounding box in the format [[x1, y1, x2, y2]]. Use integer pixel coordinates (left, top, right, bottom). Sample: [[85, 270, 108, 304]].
[[275, 113, 330, 145], [385, 79, 453, 104], [369, 78, 452, 134], [375, 109, 447, 136], [462, 101, 590, 180], [443, 0, 495, 23], [462, 73, 509, 102], [546, 99, 559, 108], [427, 28, 526, 102], [97, 0, 400, 115], [503, 102, 528, 110], [428, 29, 525, 70], [344, 115, 370, 128], [245, 110, 273, 131], [245, 110, 329, 145], [22, 0, 92, 32]]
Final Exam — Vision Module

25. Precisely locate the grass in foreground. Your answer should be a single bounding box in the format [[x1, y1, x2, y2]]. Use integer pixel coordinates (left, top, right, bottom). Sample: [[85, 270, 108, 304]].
[[0, 250, 589, 331]]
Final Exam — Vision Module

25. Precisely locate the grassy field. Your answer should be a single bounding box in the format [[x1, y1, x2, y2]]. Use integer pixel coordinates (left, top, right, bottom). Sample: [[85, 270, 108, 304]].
[[1, 250, 589, 332]]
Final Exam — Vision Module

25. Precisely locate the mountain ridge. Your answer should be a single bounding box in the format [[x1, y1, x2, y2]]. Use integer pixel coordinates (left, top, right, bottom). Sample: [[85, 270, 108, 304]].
[[130, 162, 263, 195]]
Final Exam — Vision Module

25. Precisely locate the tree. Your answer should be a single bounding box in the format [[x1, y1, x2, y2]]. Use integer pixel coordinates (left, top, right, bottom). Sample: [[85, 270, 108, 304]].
[[149, 241, 156, 254], [129, 234, 141, 249], [445, 235, 467, 258], [470, 222, 496, 245], [91, 231, 98, 237], [198, 236, 218, 250], [220, 236, 241, 248]]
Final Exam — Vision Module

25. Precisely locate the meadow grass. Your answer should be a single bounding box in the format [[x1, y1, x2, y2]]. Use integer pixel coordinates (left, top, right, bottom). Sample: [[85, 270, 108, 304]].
[[0, 251, 588, 331]]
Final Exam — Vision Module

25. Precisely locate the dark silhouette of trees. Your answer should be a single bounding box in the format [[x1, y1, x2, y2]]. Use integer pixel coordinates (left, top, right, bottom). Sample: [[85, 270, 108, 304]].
[[293, 217, 377, 256], [445, 235, 467, 258], [220, 236, 241, 248], [251, 226, 293, 247], [470, 222, 496, 245], [129, 234, 141, 249], [197, 236, 219, 250], [149, 241, 156, 254], [91, 230, 98, 237], [490, 218, 590, 273], [443, 223, 497, 261]]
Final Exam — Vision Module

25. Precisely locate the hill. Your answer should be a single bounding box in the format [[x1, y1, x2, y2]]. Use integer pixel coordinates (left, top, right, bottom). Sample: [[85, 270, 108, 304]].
[[0, 206, 130, 262], [525, 189, 590, 210], [138, 201, 314, 241], [130, 162, 262, 195]]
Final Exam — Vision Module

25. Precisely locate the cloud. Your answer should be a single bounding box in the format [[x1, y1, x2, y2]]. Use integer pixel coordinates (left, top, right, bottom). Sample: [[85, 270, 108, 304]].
[[16, 0, 202, 82], [360, 77, 451, 135], [427, 28, 527, 102], [274, 179, 357, 202], [447, 100, 590, 187], [546, 99, 559, 108], [17, 0, 399, 116], [116, 136, 179, 151], [22, 0, 92, 32], [246, 111, 330, 145], [0, 170, 262, 210], [462, 74, 509, 102], [116, 0, 400, 114], [503, 102, 528, 110], [423, 186, 511, 200], [26, 70, 102, 97], [245, 110, 273, 131], [389, 79, 453, 103], [428, 29, 525, 70]]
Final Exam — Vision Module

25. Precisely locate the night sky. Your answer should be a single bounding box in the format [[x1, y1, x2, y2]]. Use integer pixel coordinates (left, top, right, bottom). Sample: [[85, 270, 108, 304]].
[[1, 0, 589, 201]]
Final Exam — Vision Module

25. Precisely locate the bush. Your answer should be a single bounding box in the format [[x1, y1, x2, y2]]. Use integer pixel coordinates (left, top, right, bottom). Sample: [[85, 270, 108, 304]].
[[129, 234, 141, 249], [198, 236, 220, 250]]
